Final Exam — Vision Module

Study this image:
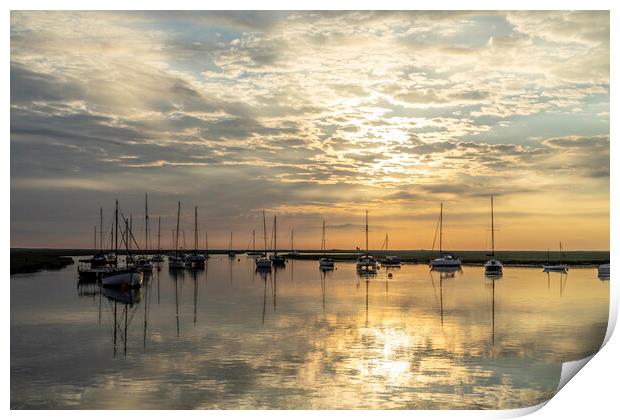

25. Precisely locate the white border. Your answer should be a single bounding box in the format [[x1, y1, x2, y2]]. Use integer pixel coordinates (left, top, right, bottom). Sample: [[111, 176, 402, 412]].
[[4, 1, 617, 419]]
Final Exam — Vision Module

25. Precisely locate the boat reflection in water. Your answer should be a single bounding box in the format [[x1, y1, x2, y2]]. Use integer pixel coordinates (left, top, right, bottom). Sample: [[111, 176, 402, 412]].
[[429, 266, 463, 327], [484, 272, 503, 345], [545, 270, 569, 297], [13, 257, 610, 409], [102, 286, 143, 357]]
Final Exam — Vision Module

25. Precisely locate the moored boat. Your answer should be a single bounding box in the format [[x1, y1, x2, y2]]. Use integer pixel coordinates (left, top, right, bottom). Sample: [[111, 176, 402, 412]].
[[169, 201, 185, 270], [101, 268, 144, 289], [270, 215, 286, 267], [255, 211, 272, 270], [228, 231, 236, 258], [542, 243, 568, 272], [379, 233, 401, 267], [356, 211, 377, 274], [429, 203, 462, 269], [319, 220, 334, 270], [484, 197, 503, 276]]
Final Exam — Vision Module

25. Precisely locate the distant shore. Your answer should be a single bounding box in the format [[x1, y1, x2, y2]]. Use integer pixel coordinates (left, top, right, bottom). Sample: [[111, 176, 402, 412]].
[[10, 248, 609, 275], [11, 249, 75, 275]]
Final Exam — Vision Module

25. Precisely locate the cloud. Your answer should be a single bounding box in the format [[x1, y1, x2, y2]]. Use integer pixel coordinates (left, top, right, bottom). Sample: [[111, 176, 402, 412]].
[[9, 11, 609, 248]]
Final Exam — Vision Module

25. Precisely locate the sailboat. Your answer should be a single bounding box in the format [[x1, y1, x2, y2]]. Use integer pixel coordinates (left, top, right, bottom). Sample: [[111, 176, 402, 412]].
[[185, 206, 206, 268], [247, 229, 263, 256], [91, 207, 108, 267], [270, 215, 286, 266], [429, 203, 462, 268], [168, 202, 185, 269], [135, 193, 153, 272], [78, 212, 116, 281], [151, 216, 165, 262], [256, 211, 272, 269], [228, 232, 236, 258], [379, 233, 401, 267], [543, 242, 568, 272], [101, 201, 144, 288], [356, 210, 378, 274], [484, 197, 503, 275], [289, 228, 300, 257], [204, 231, 210, 259], [319, 220, 334, 270]]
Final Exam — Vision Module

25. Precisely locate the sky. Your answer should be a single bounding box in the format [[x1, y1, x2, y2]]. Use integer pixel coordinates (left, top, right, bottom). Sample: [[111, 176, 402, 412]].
[[10, 11, 610, 251]]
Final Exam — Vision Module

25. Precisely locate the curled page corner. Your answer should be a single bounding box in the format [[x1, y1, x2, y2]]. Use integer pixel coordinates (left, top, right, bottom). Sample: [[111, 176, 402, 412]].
[[550, 273, 616, 397], [601, 274, 617, 347], [556, 355, 595, 394]]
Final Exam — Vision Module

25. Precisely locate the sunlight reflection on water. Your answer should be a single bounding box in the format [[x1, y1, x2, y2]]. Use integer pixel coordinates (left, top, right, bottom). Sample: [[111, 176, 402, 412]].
[[11, 256, 609, 409]]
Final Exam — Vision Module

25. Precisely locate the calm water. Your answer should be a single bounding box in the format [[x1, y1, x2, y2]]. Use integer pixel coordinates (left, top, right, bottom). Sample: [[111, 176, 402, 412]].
[[11, 256, 609, 409]]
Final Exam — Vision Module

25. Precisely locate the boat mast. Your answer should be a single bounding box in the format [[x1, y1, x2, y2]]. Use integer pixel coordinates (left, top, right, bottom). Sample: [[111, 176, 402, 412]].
[[194, 206, 198, 253], [262, 211, 267, 256], [274, 216, 278, 255], [365, 210, 369, 256], [491, 196, 495, 257], [322, 220, 326, 255], [157, 216, 161, 254], [128, 215, 132, 252], [439, 203, 443, 254], [145, 193, 149, 251], [252, 229, 256, 252], [175, 202, 180, 255], [100, 207, 103, 252], [115, 200, 118, 263], [290, 229, 294, 252], [125, 217, 130, 260], [386, 233, 389, 257], [229, 232, 233, 252], [205, 231, 209, 253]]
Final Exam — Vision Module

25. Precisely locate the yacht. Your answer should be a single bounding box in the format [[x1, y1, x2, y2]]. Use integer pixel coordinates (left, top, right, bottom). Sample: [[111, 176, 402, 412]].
[[429, 203, 462, 268], [169, 201, 185, 269], [379, 233, 401, 267], [151, 216, 165, 262], [289, 229, 301, 257], [255, 211, 272, 270], [185, 206, 206, 268], [101, 267, 144, 288], [135, 256, 153, 272], [102, 202, 143, 288], [319, 220, 334, 270], [542, 243, 568, 272], [356, 211, 378, 274], [228, 232, 236, 258], [484, 197, 503, 275], [270, 215, 286, 266], [598, 263, 610, 279], [247, 229, 263, 256]]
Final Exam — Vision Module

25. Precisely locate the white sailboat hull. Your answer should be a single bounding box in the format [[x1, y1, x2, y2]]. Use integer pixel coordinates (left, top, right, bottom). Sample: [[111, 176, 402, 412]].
[[319, 258, 334, 270], [356, 255, 378, 274], [543, 264, 568, 272], [256, 258, 272, 269], [598, 263, 610, 278], [169, 257, 185, 269], [484, 259, 503, 274], [102, 270, 143, 288], [430, 257, 462, 268]]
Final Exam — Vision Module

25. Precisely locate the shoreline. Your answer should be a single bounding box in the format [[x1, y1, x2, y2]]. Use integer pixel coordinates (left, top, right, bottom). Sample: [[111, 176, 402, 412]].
[[11, 248, 609, 275]]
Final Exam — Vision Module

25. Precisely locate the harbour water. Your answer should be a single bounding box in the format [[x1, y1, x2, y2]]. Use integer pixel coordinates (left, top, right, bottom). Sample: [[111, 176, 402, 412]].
[[11, 257, 609, 409]]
